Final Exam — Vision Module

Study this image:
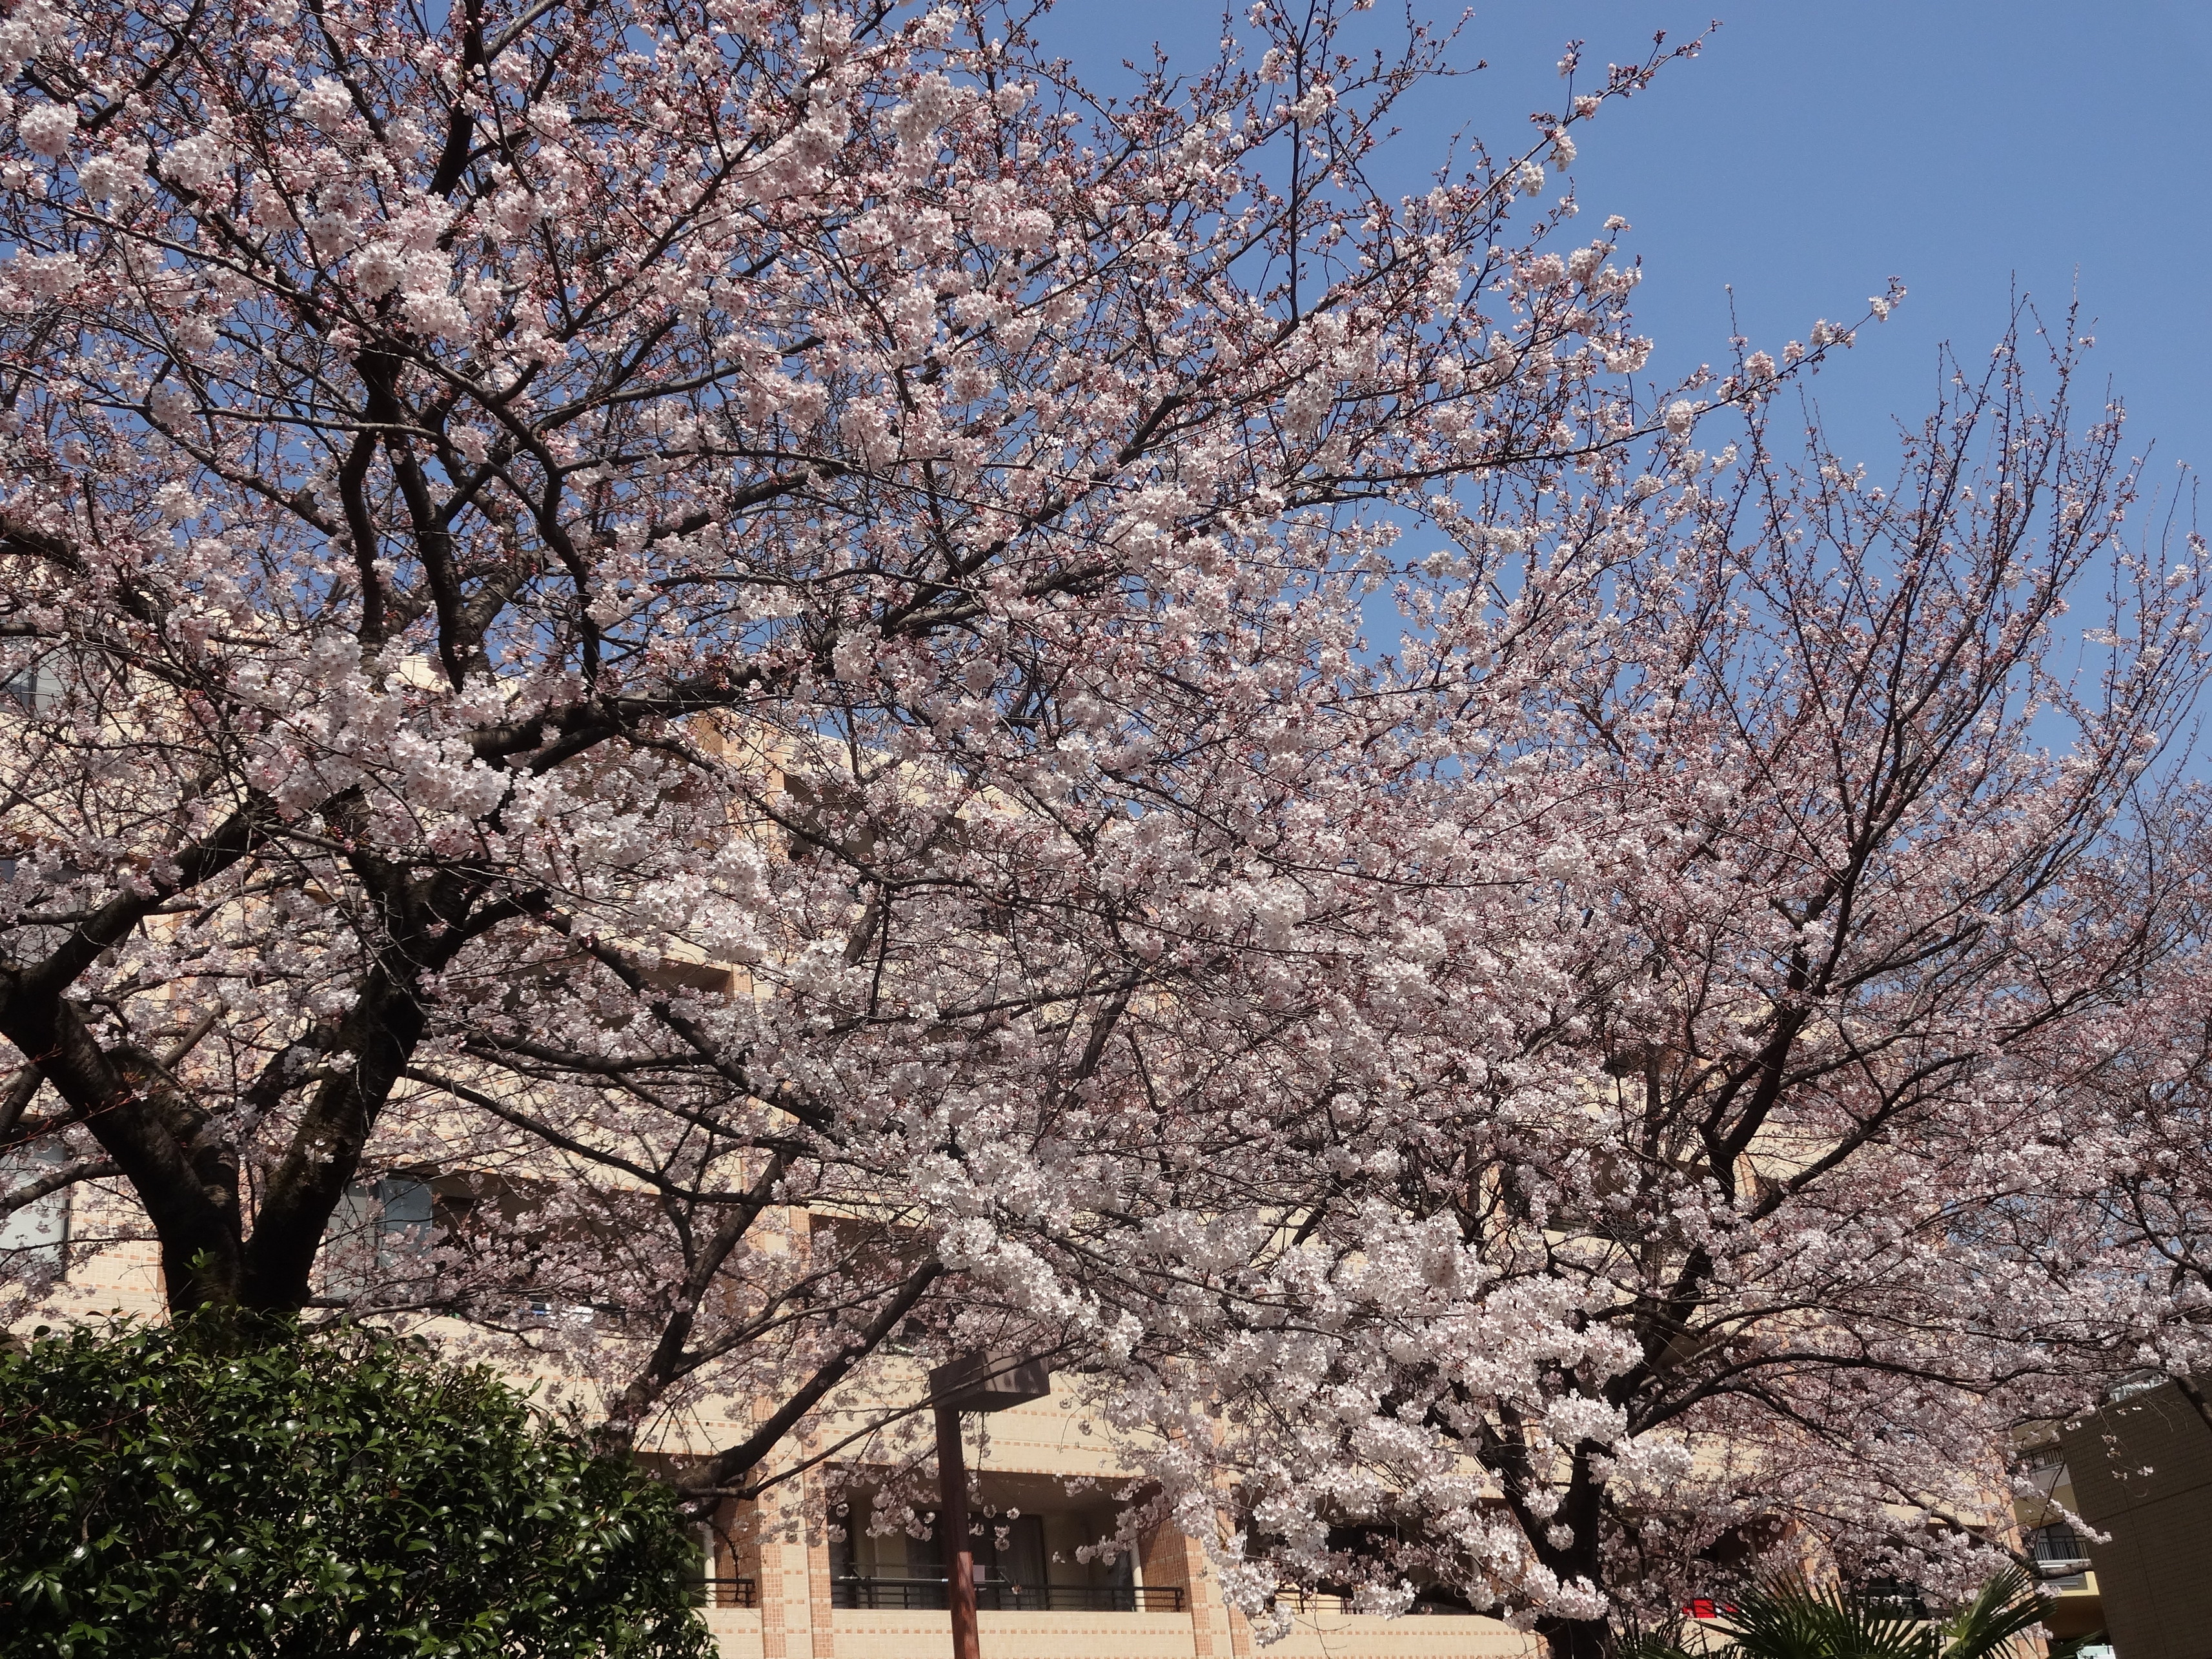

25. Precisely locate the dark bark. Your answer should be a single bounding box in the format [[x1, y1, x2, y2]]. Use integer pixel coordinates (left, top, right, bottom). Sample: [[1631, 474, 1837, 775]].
[[237, 969, 425, 1312], [1536, 1615, 1615, 1659], [680, 1259, 944, 1500], [0, 810, 527, 1318], [0, 980, 245, 1308]]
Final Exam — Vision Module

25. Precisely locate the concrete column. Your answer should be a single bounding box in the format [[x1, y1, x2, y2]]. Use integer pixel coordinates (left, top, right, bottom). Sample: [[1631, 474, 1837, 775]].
[[754, 1480, 818, 1659], [806, 1479, 837, 1659], [1139, 1525, 1220, 1659]]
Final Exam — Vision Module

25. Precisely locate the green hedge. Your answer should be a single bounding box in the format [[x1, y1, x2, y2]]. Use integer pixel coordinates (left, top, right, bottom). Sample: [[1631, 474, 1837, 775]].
[[0, 1315, 712, 1658]]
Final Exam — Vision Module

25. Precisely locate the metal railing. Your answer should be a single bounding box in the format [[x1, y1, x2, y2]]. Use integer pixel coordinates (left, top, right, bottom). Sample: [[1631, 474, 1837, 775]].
[[2029, 1526, 2092, 1574], [1270, 1589, 1483, 1616], [691, 1576, 759, 1608], [828, 1577, 1183, 1613]]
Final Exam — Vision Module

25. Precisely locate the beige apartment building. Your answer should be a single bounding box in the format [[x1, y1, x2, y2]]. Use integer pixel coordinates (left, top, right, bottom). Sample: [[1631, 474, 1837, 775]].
[[681, 1385, 1538, 1659], [2008, 1423, 2108, 1651], [0, 714, 2099, 1659], [0, 702, 1532, 1659], [20, 1165, 2178, 1659]]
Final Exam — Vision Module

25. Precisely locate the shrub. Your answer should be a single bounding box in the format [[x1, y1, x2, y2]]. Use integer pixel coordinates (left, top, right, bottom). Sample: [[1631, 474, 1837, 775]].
[[0, 1314, 712, 1658]]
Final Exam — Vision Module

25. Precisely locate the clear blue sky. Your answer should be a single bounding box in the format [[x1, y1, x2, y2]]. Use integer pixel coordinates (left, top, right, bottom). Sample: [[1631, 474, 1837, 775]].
[[1042, 1, 2212, 492]]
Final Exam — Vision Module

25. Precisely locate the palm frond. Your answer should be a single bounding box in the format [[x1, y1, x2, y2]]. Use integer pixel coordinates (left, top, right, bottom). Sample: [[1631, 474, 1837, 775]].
[[1717, 1571, 1939, 1659], [1942, 1567, 2045, 1659]]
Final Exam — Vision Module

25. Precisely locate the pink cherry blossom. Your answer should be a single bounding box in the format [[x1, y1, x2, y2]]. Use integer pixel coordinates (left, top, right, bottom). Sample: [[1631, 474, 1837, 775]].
[[1, 4, 2198, 1654]]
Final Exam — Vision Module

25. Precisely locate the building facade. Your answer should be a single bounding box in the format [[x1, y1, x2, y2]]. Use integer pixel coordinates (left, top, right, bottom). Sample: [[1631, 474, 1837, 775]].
[[10, 1190, 1539, 1659], [2054, 1379, 2212, 1659], [685, 1389, 1538, 1659], [2009, 1424, 2107, 1651]]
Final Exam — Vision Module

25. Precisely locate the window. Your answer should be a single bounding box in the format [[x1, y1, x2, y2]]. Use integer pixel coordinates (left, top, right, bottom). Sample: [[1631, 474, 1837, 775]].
[[372, 1176, 434, 1250], [322, 1175, 434, 1296], [683, 1520, 755, 1607], [1854, 1578, 1928, 1619], [829, 1483, 1177, 1613], [1, 1143, 71, 1279], [2, 662, 59, 715], [523, 1294, 627, 1327], [977, 1512, 1046, 1597]]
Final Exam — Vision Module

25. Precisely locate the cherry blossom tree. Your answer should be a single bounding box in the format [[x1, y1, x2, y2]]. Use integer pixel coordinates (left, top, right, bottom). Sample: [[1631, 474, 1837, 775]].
[[9, 0, 2198, 1652], [0, 0, 1733, 1542], [1009, 336, 2212, 1657]]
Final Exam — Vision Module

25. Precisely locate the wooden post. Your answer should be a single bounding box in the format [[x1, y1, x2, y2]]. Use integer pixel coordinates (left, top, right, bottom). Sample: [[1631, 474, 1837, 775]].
[[935, 1403, 981, 1659]]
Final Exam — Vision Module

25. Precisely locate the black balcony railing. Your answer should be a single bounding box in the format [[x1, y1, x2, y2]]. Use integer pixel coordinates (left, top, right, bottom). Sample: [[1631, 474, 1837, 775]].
[[2029, 1526, 2093, 1575], [1270, 1589, 1485, 1616], [691, 1576, 759, 1608], [1272, 1590, 1355, 1615], [828, 1577, 1183, 1613]]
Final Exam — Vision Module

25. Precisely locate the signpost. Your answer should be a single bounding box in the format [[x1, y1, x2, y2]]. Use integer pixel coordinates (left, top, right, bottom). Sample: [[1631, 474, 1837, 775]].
[[926, 1352, 1051, 1659]]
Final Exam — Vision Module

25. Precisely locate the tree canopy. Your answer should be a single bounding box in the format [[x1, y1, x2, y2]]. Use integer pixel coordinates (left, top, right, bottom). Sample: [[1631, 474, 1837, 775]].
[[4, 3, 2209, 1654]]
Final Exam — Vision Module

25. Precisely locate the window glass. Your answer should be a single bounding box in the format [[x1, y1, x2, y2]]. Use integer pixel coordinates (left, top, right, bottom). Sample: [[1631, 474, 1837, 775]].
[[0, 1143, 70, 1277], [322, 1175, 433, 1295], [980, 1514, 1045, 1589]]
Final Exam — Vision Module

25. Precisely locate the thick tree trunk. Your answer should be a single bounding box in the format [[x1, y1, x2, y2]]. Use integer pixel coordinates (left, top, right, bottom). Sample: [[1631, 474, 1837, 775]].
[[1, 827, 514, 1323], [0, 986, 247, 1310], [1537, 1615, 1616, 1659], [237, 972, 423, 1312], [1, 966, 429, 1321], [1527, 1449, 1617, 1659]]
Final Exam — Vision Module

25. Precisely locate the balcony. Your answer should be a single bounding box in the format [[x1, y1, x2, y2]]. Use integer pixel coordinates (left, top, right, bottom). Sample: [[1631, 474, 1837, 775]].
[[2027, 1523, 2093, 1586], [692, 1576, 758, 1608], [1271, 1589, 1487, 1617], [828, 1577, 1184, 1613]]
